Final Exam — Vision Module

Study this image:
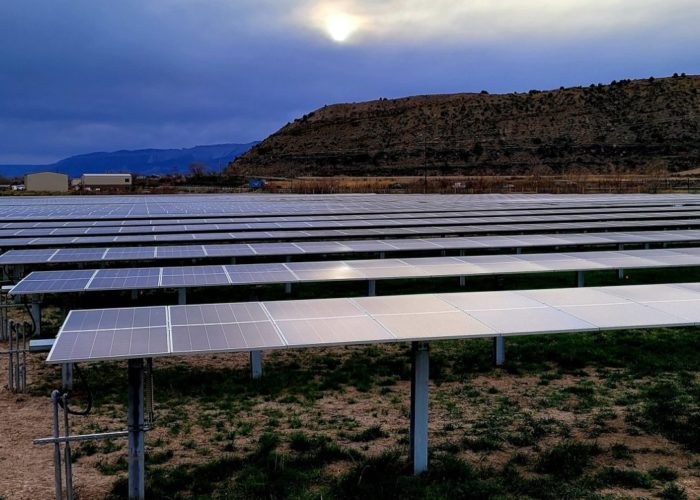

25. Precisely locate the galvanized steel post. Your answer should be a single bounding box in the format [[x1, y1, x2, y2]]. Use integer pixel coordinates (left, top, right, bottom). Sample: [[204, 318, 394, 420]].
[[493, 337, 505, 366], [127, 359, 145, 500], [410, 341, 429, 474], [250, 350, 262, 379]]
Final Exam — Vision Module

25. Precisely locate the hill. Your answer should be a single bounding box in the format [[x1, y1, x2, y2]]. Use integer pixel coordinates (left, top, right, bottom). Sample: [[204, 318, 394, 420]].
[[1, 142, 258, 179], [229, 75, 700, 177]]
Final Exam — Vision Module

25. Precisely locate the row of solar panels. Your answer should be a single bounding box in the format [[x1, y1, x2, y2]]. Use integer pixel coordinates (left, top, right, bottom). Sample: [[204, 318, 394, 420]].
[[47, 282, 700, 363], [3, 229, 699, 265], [3, 218, 700, 249], [4, 204, 700, 230], [2, 209, 700, 238], [6, 193, 699, 205], [5, 193, 700, 220], [12, 247, 700, 295]]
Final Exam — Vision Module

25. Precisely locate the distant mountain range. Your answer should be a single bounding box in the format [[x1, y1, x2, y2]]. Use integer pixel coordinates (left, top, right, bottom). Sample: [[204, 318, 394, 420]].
[[0, 142, 259, 179]]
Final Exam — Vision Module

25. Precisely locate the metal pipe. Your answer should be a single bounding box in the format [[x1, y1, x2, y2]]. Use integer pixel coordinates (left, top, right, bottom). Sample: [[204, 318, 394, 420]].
[[618, 243, 625, 279], [285, 256, 292, 294], [410, 341, 429, 474], [178, 288, 186, 305], [493, 337, 505, 366], [51, 390, 63, 500], [13, 323, 20, 391], [577, 271, 585, 288], [8, 321, 13, 390], [31, 296, 41, 337], [34, 430, 130, 445], [128, 359, 145, 500], [368, 279, 376, 297], [62, 394, 74, 500], [250, 351, 263, 379], [62, 363, 73, 391]]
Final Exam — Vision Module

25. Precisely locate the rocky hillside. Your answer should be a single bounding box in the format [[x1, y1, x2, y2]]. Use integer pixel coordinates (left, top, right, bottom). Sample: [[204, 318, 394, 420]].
[[229, 75, 700, 177]]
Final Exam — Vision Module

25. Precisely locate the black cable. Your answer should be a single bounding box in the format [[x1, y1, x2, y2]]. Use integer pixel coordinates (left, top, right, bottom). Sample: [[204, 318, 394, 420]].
[[57, 363, 93, 416]]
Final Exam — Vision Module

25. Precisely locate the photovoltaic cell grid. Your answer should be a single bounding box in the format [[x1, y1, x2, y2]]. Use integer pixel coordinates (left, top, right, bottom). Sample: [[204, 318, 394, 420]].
[[2, 217, 700, 248], [5, 203, 700, 231], [3, 193, 700, 222], [4, 229, 700, 266], [2, 208, 700, 237], [13, 247, 700, 295], [47, 282, 700, 363]]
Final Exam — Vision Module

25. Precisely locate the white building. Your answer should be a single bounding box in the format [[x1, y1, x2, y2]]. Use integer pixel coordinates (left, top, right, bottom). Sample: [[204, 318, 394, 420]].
[[25, 172, 69, 192], [81, 173, 132, 188]]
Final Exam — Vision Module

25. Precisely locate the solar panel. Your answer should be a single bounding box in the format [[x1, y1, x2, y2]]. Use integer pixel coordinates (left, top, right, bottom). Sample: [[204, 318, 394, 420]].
[[160, 265, 229, 287], [558, 303, 687, 329], [3, 228, 700, 265], [155, 246, 207, 259], [104, 248, 158, 260], [224, 263, 298, 284], [47, 281, 700, 363], [88, 268, 161, 290], [12, 245, 700, 296], [169, 303, 285, 354], [47, 305, 168, 362], [10, 270, 96, 294]]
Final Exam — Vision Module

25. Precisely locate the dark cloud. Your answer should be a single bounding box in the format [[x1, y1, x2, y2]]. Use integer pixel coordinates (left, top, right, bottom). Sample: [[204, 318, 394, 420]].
[[1, 1, 698, 163]]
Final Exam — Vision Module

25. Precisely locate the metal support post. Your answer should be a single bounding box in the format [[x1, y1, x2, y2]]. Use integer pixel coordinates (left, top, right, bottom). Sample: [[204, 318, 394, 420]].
[[127, 359, 145, 500], [440, 249, 446, 257], [459, 249, 466, 287], [31, 295, 41, 337], [644, 243, 650, 250], [178, 287, 186, 305], [250, 350, 262, 379], [577, 271, 585, 288], [493, 337, 505, 366], [379, 251, 385, 259], [516, 247, 522, 255], [368, 279, 376, 297], [410, 341, 429, 475], [230, 257, 236, 265], [617, 244, 624, 279], [62, 363, 74, 391], [285, 256, 292, 294], [131, 289, 138, 301], [51, 390, 63, 500], [61, 394, 74, 500]]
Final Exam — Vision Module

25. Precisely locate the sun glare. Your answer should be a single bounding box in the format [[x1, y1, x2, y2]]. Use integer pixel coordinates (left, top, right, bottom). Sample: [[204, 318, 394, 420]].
[[324, 12, 359, 42]]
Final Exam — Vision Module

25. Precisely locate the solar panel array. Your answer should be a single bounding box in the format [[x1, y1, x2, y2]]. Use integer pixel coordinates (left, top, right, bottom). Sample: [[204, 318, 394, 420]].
[[46, 282, 700, 363], [3, 229, 700, 266], [3, 193, 700, 221], [12, 247, 700, 295], [2, 217, 700, 249], [3, 204, 700, 230], [2, 208, 700, 237]]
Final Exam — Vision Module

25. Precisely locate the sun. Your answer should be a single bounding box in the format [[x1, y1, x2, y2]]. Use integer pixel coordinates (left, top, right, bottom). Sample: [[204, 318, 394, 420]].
[[324, 12, 359, 42]]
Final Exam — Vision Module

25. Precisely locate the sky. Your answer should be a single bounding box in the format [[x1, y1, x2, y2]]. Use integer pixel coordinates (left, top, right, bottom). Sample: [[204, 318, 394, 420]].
[[1, 0, 699, 164]]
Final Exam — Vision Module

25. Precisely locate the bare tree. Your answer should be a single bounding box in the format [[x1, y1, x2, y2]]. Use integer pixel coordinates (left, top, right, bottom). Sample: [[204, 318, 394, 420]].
[[188, 162, 207, 177]]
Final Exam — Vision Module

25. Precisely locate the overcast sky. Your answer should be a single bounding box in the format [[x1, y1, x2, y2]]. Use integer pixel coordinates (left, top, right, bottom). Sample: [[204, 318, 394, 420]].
[[1, 0, 699, 164]]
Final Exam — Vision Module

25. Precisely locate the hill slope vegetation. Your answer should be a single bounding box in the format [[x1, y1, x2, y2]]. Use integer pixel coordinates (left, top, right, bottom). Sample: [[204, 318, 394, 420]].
[[230, 75, 700, 177]]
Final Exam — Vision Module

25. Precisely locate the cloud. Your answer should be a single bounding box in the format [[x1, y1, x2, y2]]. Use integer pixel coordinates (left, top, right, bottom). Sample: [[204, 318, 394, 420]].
[[0, 1, 698, 163], [291, 0, 700, 44]]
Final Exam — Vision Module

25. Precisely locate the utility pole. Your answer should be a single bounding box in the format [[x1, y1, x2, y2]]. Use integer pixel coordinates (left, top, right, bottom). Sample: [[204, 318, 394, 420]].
[[423, 135, 427, 194]]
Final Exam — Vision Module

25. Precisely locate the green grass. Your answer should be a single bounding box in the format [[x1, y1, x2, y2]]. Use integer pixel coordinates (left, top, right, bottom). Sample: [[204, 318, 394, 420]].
[[536, 441, 602, 479], [658, 483, 689, 500]]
